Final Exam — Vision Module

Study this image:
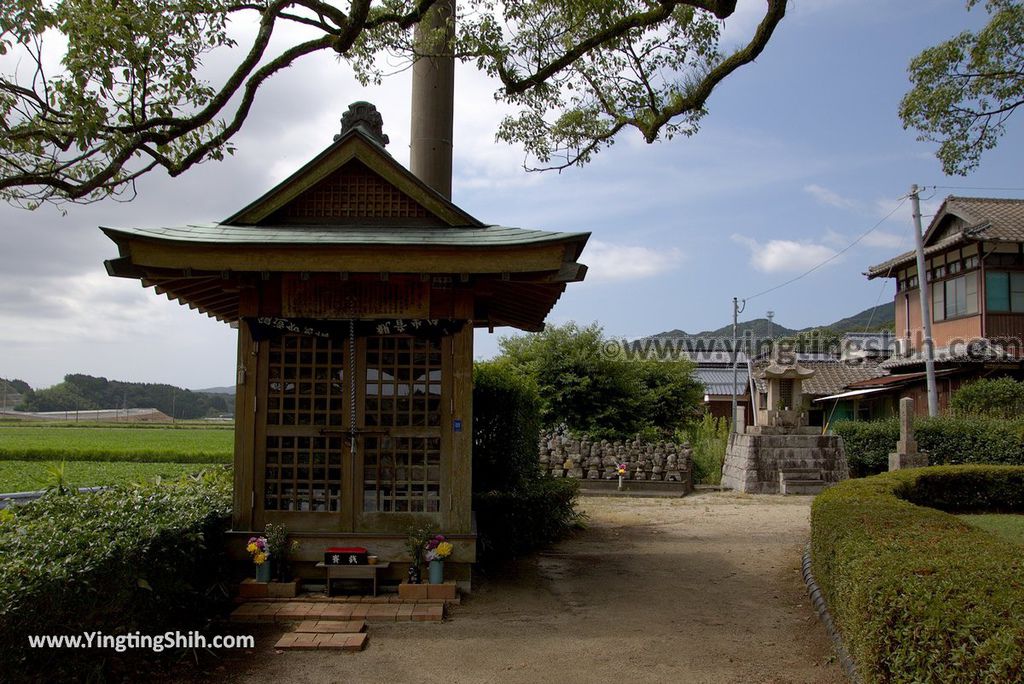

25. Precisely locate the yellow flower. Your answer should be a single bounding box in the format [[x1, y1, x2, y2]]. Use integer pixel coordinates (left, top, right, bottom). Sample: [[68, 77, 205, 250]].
[[246, 542, 258, 554], [254, 551, 267, 565], [436, 541, 453, 559]]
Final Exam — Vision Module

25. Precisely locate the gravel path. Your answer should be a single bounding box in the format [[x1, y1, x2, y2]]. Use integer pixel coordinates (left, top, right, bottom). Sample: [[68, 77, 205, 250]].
[[208, 491, 843, 684]]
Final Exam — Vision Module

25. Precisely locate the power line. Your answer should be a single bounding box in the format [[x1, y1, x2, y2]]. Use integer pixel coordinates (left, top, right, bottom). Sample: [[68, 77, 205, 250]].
[[743, 196, 910, 302], [924, 185, 1024, 192]]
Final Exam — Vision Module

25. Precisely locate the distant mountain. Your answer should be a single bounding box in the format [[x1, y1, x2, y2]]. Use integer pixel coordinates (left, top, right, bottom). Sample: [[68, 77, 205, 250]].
[[194, 385, 236, 396], [17, 374, 233, 418], [648, 303, 895, 340], [822, 303, 895, 333]]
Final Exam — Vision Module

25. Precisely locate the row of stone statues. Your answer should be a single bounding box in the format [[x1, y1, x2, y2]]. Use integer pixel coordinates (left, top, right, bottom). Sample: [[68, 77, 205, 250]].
[[539, 432, 692, 482]]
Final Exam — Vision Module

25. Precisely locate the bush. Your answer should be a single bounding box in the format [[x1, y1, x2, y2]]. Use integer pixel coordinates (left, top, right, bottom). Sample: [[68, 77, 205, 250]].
[[472, 362, 580, 563], [832, 419, 898, 477], [951, 377, 1024, 419], [834, 416, 1024, 477], [474, 477, 581, 563], [811, 466, 1024, 682], [0, 469, 232, 680], [680, 413, 729, 484], [472, 362, 542, 492]]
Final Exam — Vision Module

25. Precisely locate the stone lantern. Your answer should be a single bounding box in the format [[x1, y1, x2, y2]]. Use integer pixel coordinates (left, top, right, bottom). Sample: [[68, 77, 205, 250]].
[[760, 360, 816, 429]]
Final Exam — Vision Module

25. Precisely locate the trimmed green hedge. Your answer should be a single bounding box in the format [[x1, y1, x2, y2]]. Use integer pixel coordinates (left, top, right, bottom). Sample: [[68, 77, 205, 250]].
[[0, 468, 232, 680], [834, 417, 1024, 477], [473, 362, 581, 563], [811, 466, 1024, 682]]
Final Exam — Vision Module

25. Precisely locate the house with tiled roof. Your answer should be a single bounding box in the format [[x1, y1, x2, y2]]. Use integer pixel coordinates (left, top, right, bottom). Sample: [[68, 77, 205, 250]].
[[861, 196, 1024, 414]]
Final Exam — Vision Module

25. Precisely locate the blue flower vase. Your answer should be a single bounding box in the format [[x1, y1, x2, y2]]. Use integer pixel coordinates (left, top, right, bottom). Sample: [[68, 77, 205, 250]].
[[428, 559, 444, 585], [256, 561, 272, 583]]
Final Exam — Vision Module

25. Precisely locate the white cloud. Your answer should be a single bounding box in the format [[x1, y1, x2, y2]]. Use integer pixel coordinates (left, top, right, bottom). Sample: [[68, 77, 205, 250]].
[[731, 234, 840, 274], [582, 240, 684, 283], [804, 183, 859, 210]]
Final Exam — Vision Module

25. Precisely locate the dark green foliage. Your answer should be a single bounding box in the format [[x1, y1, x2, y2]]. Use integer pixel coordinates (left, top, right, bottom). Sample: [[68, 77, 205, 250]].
[[0, 469, 233, 680], [833, 419, 899, 477], [472, 362, 543, 492], [811, 466, 1024, 682], [950, 376, 1024, 419], [17, 373, 232, 418], [472, 362, 580, 563], [474, 477, 582, 562], [0, 378, 31, 394], [496, 322, 703, 439], [835, 416, 1024, 477], [900, 0, 1024, 175]]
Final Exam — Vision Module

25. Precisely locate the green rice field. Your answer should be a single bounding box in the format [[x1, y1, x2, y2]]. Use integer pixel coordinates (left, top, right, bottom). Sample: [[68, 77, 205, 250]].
[[0, 426, 234, 463], [0, 461, 225, 494], [959, 514, 1024, 545]]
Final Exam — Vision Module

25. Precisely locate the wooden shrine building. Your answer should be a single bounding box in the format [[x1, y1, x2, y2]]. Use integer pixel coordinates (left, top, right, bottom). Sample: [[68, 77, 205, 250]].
[[101, 103, 589, 584]]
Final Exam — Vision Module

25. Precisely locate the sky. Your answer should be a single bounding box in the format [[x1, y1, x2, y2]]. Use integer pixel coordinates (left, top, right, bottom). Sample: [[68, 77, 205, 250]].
[[2, 0, 1023, 391]]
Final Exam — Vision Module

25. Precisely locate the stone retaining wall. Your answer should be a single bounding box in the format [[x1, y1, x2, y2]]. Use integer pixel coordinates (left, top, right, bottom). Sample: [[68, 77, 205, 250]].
[[539, 431, 692, 484]]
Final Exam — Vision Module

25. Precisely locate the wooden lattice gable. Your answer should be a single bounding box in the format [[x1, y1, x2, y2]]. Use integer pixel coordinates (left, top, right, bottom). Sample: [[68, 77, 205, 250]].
[[224, 128, 482, 228]]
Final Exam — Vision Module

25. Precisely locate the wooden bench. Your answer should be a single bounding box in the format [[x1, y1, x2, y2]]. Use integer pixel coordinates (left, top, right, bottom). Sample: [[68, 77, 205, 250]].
[[316, 561, 390, 597]]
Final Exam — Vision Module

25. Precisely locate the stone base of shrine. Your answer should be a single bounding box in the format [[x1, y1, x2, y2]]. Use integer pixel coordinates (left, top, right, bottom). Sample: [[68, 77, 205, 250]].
[[721, 428, 848, 494]]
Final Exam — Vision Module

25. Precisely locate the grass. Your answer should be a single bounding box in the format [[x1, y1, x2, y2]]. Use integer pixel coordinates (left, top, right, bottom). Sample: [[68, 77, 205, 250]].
[[0, 425, 233, 462], [0, 461, 224, 493], [959, 513, 1024, 544]]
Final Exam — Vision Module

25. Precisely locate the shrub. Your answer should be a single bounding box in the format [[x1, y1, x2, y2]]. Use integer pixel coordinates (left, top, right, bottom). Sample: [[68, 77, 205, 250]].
[[472, 362, 580, 563], [474, 477, 581, 563], [951, 376, 1024, 419], [472, 362, 542, 492], [0, 468, 232, 680], [832, 419, 898, 477], [679, 413, 729, 484], [811, 466, 1024, 682], [834, 416, 1024, 477]]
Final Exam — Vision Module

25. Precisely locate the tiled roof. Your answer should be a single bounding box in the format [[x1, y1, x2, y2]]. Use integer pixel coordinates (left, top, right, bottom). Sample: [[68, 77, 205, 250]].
[[866, 196, 1024, 278], [101, 223, 589, 248], [693, 367, 750, 396], [752, 360, 888, 396]]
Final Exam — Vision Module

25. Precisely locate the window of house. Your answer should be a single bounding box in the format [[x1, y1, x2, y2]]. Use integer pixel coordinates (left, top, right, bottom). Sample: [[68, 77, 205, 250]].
[[986, 271, 1024, 312], [932, 272, 978, 321]]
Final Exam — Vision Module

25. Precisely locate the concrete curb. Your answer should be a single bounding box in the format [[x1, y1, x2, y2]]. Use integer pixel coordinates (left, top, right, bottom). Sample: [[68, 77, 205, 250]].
[[801, 543, 861, 684]]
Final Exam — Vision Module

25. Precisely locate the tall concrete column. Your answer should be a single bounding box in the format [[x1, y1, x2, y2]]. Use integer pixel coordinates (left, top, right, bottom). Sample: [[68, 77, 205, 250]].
[[410, 0, 456, 200]]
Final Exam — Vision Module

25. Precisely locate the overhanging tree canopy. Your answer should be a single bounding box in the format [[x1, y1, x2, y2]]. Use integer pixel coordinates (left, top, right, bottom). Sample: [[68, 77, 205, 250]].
[[900, 0, 1024, 175], [0, 0, 786, 207]]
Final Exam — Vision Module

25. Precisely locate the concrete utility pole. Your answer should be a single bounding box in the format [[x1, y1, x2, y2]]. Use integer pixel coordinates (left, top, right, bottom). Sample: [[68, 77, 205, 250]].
[[409, 0, 456, 200], [731, 296, 746, 433], [910, 184, 940, 417]]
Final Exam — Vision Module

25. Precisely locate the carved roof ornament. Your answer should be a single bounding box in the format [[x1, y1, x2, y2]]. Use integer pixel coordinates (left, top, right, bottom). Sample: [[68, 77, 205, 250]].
[[336, 101, 390, 147]]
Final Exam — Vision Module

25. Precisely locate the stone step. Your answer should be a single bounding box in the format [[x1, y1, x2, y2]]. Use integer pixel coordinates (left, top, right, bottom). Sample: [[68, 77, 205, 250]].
[[274, 631, 368, 651], [780, 479, 827, 496], [778, 467, 822, 478], [230, 601, 444, 624], [294, 620, 366, 634]]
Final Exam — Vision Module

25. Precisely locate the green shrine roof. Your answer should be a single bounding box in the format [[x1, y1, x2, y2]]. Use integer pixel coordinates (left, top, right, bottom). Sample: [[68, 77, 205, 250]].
[[101, 223, 589, 249]]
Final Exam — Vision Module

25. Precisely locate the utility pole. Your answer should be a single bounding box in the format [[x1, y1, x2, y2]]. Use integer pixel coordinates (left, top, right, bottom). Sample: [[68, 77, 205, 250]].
[[731, 296, 746, 433], [911, 184, 940, 417]]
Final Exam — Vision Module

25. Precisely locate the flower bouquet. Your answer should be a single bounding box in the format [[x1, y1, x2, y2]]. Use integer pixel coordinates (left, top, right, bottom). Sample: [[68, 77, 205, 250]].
[[247, 535, 271, 582], [424, 535, 453, 584]]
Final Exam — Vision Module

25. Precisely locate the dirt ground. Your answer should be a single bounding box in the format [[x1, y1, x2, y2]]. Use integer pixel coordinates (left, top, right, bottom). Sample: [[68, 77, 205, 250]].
[[202, 491, 844, 684]]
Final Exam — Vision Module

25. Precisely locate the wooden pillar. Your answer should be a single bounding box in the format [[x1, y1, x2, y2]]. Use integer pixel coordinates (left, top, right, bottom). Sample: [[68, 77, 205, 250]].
[[447, 324, 474, 534], [232, 322, 258, 531]]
